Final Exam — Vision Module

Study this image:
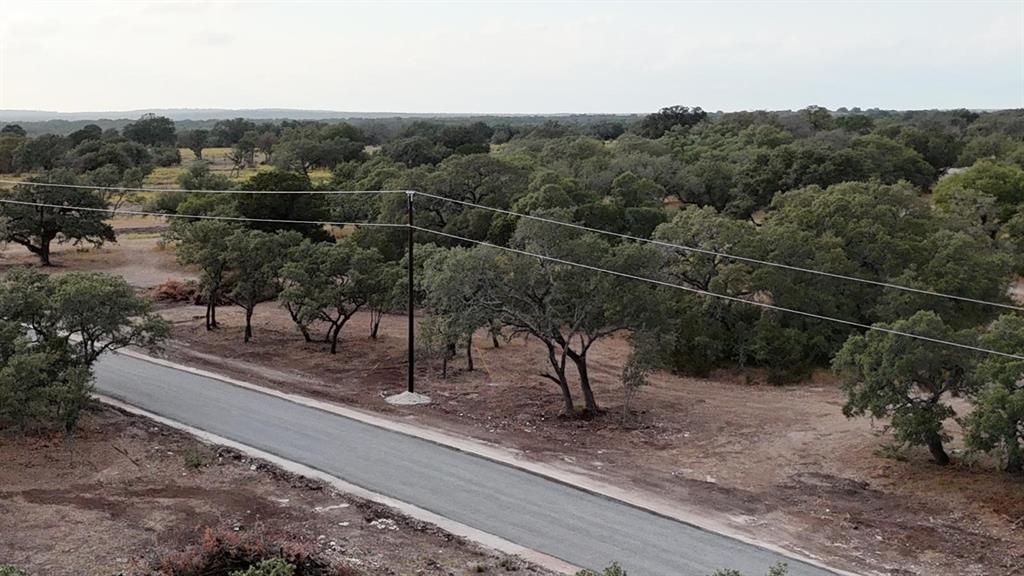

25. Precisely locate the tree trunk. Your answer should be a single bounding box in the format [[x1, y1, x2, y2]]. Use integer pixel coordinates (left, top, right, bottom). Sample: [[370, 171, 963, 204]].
[[244, 307, 254, 342], [330, 323, 342, 354], [38, 241, 51, 266], [210, 299, 218, 329], [205, 302, 213, 331], [568, 351, 599, 415], [926, 434, 950, 466], [544, 342, 574, 415], [466, 335, 474, 371], [370, 311, 382, 339], [1006, 439, 1022, 474], [489, 320, 501, 348]]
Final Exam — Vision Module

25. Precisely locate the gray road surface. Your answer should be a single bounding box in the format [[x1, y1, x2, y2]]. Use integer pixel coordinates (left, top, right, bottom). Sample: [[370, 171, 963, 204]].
[[94, 352, 842, 576]]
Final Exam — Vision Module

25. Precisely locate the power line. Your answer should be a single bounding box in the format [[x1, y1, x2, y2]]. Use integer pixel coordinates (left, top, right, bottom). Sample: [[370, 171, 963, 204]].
[[411, 225, 1024, 362], [0, 199, 405, 229], [1, 196, 1020, 360], [413, 191, 1024, 314], [0, 179, 404, 196]]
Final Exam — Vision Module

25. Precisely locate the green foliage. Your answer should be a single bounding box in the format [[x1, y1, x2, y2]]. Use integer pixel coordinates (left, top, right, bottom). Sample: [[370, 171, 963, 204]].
[[224, 229, 302, 342], [964, 314, 1024, 472], [0, 565, 28, 576], [0, 268, 166, 433], [178, 129, 209, 160], [639, 105, 707, 138], [279, 239, 384, 352], [934, 159, 1024, 218], [238, 171, 331, 241], [0, 171, 115, 265], [575, 562, 627, 576], [172, 219, 240, 327], [709, 563, 788, 576], [833, 311, 977, 465], [123, 113, 176, 147], [230, 558, 296, 576]]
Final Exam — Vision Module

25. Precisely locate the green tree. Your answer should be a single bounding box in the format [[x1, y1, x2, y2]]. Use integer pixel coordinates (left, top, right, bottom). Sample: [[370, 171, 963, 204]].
[[178, 128, 209, 160], [964, 314, 1024, 473], [0, 171, 115, 265], [224, 229, 301, 342], [237, 170, 331, 241], [173, 219, 241, 330], [833, 311, 977, 465], [68, 124, 103, 147], [639, 105, 707, 138], [0, 124, 26, 137], [123, 113, 176, 147], [933, 159, 1024, 218], [421, 247, 498, 374], [13, 134, 67, 171], [477, 215, 666, 414], [0, 269, 168, 434], [279, 239, 384, 353], [366, 259, 403, 340]]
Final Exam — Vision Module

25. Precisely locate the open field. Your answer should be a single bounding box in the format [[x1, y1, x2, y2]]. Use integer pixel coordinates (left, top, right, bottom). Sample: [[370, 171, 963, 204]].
[[4, 230, 1023, 576], [0, 403, 552, 576], [141, 148, 335, 189]]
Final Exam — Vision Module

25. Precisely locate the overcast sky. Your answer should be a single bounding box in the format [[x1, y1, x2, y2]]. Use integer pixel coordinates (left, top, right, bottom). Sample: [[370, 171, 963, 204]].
[[1, 1, 1022, 114]]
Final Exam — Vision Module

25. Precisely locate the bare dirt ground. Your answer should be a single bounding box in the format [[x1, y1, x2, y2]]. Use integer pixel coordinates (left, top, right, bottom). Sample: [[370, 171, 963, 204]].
[[5, 233, 1024, 576], [0, 404, 554, 576]]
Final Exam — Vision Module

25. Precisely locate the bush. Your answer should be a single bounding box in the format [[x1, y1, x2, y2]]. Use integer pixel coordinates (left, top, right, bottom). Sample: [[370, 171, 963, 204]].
[[576, 563, 627, 576], [144, 189, 190, 214], [151, 528, 343, 576], [230, 558, 297, 576], [0, 566, 27, 576], [152, 146, 182, 167]]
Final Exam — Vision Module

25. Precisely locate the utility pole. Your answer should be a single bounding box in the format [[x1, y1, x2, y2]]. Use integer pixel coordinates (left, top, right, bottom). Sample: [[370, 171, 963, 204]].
[[386, 190, 429, 405], [406, 190, 415, 394]]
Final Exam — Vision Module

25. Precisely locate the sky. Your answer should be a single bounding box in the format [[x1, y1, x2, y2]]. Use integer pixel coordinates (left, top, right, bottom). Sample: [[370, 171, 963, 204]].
[[1, 1, 1022, 114]]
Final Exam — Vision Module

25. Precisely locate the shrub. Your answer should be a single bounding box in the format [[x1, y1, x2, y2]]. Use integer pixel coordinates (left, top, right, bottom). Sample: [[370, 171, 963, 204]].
[[0, 566, 28, 576], [152, 146, 182, 167], [151, 527, 342, 576], [230, 558, 297, 576], [576, 563, 627, 576]]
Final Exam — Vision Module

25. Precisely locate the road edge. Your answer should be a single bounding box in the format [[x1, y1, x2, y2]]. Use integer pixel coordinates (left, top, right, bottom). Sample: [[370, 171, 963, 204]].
[[112, 347, 863, 576], [95, 394, 582, 575]]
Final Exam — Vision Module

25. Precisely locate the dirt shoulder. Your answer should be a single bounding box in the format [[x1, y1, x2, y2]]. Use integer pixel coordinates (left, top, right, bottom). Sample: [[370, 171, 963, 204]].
[[0, 404, 554, 576]]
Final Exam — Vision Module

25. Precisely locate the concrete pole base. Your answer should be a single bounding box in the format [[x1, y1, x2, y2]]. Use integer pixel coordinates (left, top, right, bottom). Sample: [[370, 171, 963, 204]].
[[385, 391, 432, 406]]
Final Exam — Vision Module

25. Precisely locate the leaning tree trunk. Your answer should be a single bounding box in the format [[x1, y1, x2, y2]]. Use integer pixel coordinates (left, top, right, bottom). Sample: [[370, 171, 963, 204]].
[[466, 335, 474, 371], [370, 310, 383, 339], [926, 434, 950, 466], [544, 342, 575, 415], [329, 322, 343, 354], [568, 350, 599, 415]]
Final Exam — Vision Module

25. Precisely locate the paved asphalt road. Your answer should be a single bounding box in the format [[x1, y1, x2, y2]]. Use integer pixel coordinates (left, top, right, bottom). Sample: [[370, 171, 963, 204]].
[[94, 352, 841, 576]]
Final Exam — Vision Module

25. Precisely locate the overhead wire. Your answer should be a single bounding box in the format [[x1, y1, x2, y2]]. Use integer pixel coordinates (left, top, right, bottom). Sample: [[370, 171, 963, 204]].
[[411, 224, 1024, 361], [0, 179, 404, 196], [0, 194, 1021, 360], [0, 199, 405, 229], [413, 190, 1024, 313]]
